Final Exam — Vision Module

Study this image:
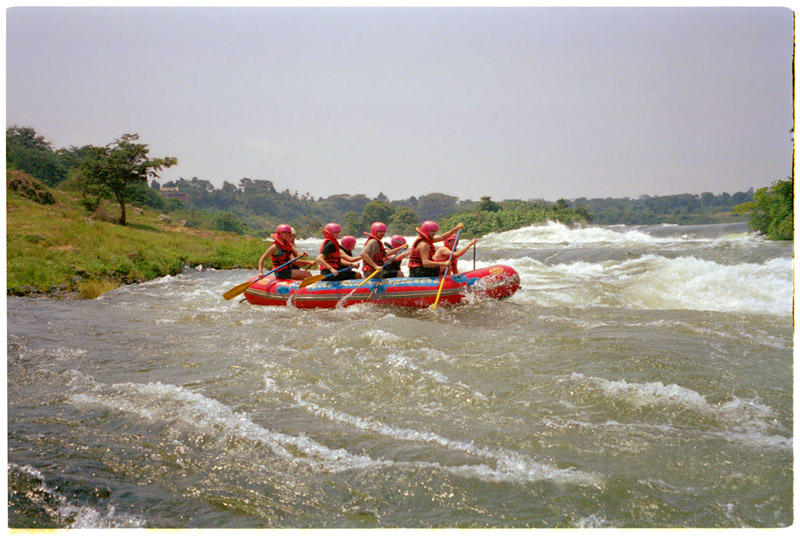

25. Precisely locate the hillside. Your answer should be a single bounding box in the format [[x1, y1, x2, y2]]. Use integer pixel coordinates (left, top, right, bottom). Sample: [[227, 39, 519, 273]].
[[6, 171, 266, 298]]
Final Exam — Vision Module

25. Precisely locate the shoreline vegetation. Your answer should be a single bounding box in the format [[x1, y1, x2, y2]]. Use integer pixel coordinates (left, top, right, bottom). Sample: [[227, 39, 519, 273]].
[[6, 127, 790, 300], [7, 172, 266, 299]]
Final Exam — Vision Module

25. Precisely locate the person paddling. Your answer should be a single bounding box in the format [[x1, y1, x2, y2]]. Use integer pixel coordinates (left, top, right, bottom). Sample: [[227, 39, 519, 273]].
[[433, 234, 478, 275], [339, 235, 364, 278], [408, 220, 464, 277], [258, 224, 312, 280], [287, 226, 316, 273], [360, 222, 406, 279], [315, 223, 361, 281], [382, 235, 411, 277]]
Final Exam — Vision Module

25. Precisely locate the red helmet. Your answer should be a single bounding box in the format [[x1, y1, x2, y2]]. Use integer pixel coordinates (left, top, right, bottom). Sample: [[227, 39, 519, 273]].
[[324, 222, 342, 234], [340, 235, 356, 250], [421, 220, 439, 235], [370, 222, 387, 234], [446, 235, 457, 247], [276, 223, 292, 234], [390, 235, 407, 247]]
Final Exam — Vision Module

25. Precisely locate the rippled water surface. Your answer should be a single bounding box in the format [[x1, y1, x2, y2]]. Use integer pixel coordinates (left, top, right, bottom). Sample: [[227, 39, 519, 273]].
[[6, 222, 793, 528]]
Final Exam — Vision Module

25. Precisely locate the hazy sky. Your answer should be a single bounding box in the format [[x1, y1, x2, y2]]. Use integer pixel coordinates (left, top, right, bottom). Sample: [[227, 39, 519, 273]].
[[6, 5, 794, 202]]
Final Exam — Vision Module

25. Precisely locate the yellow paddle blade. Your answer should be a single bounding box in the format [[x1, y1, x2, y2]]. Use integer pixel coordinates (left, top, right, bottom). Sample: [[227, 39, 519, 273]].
[[223, 279, 256, 301], [298, 274, 326, 289], [431, 275, 447, 309], [432, 230, 461, 309]]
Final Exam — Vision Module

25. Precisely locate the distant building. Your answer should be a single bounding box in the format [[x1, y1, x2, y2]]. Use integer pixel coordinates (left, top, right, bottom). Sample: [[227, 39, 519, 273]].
[[159, 187, 189, 202]]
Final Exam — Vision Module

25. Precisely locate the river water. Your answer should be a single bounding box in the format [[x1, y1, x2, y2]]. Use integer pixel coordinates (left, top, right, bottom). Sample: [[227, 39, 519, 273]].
[[6, 222, 794, 528]]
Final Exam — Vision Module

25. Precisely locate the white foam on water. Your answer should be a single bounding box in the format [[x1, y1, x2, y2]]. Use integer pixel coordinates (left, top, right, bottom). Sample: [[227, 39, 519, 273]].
[[385, 352, 449, 385], [70, 380, 378, 472], [573, 513, 613, 528], [511, 254, 792, 315], [382, 352, 488, 401], [619, 255, 792, 315], [68, 377, 599, 486], [481, 221, 679, 250], [293, 393, 601, 486], [481, 221, 761, 250], [363, 329, 406, 346], [569, 374, 791, 451], [8, 463, 146, 528]]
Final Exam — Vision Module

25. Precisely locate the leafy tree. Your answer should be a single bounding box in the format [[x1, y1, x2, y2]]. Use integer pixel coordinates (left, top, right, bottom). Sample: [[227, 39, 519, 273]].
[[574, 203, 593, 223], [478, 196, 501, 212], [212, 211, 246, 234], [126, 181, 165, 210], [74, 134, 177, 225], [6, 126, 71, 186], [360, 199, 395, 230], [389, 205, 420, 235], [735, 178, 794, 240], [342, 211, 362, 235], [416, 193, 459, 221]]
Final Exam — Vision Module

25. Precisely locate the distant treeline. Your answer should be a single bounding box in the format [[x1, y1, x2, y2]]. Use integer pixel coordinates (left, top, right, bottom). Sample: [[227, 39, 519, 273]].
[[571, 191, 755, 226], [8, 126, 784, 240]]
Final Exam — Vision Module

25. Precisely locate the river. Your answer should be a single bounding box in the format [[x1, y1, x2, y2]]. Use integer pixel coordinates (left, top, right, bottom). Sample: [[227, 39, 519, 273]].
[[6, 221, 793, 528]]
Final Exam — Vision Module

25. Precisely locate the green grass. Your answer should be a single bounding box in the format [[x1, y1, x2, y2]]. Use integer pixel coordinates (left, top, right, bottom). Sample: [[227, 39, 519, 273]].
[[7, 186, 267, 297]]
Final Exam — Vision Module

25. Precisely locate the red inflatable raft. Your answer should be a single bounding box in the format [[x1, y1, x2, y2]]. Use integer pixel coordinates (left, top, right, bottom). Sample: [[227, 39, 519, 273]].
[[242, 265, 520, 309]]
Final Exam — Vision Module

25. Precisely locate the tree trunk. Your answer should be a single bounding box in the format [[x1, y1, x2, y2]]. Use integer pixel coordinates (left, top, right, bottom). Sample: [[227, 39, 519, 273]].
[[117, 195, 127, 225]]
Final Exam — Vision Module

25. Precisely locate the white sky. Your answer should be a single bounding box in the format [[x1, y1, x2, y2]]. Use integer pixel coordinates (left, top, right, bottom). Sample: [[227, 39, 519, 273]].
[[5, 4, 795, 202]]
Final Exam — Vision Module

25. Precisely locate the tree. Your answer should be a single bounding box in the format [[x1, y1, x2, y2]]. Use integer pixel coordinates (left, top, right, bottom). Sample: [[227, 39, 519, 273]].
[[735, 178, 794, 240], [360, 199, 395, 231], [213, 211, 246, 234], [389, 205, 420, 235], [6, 126, 71, 186], [342, 211, 362, 235], [477, 195, 501, 212], [416, 193, 459, 221], [75, 134, 177, 225]]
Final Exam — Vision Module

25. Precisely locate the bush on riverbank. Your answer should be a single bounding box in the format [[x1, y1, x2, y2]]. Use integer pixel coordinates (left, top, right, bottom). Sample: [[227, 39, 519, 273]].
[[734, 178, 794, 240], [7, 172, 267, 298]]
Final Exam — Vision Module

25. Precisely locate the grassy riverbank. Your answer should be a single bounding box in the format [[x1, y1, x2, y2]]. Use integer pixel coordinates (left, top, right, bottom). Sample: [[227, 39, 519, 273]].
[[7, 181, 266, 298]]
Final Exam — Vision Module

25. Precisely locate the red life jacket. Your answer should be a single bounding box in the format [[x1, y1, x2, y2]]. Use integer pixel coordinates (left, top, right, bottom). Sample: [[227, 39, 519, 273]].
[[270, 233, 294, 270], [361, 232, 386, 273], [408, 228, 435, 269], [319, 230, 341, 271]]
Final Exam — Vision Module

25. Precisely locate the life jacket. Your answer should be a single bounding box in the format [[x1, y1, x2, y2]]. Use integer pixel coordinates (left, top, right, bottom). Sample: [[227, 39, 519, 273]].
[[408, 228, 435, 269], [361, 232, 386, 273], [269, 233, 294, 271], [319, 230, 341, 272]]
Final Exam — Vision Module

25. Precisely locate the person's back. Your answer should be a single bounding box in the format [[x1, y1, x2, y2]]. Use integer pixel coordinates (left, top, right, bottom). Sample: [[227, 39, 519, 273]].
[[433, 235, 478, 276]]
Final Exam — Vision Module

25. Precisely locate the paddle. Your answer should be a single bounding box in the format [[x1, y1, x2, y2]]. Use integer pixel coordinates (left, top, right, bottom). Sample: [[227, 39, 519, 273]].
[[431, 229, 461, 310], [223, 255, 304, 301], [297, 265, 355, 289], [473, 241, 476, 270], [337, 245, 408, 307]]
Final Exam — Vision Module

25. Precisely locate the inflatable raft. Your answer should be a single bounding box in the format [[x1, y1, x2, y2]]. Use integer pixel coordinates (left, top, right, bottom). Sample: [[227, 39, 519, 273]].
[[242, 265, 520, 309]]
